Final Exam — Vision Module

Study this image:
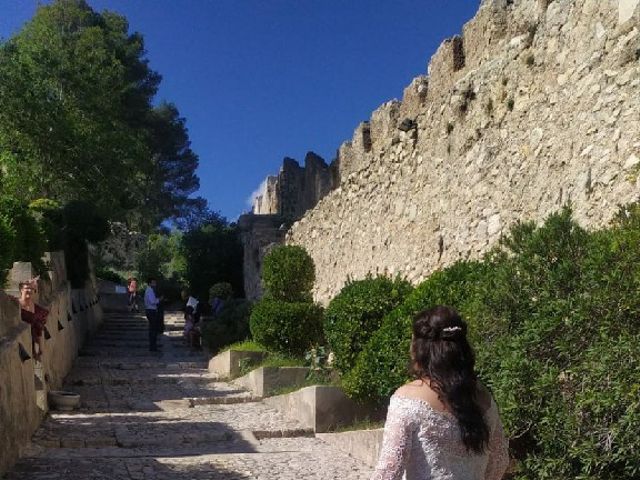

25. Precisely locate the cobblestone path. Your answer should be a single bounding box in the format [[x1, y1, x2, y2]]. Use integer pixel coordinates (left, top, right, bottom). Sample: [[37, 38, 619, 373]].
[[5, 312, 373, 479]]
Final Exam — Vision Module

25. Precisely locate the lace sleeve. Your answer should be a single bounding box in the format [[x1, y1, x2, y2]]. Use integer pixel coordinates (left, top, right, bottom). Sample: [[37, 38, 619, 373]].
[[484, 402, 509, 480], [371, 396, 414, 480]]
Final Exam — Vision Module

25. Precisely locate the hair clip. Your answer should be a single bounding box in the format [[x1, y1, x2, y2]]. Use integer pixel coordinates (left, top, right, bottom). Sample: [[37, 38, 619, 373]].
[[442, 326, 462, 333]]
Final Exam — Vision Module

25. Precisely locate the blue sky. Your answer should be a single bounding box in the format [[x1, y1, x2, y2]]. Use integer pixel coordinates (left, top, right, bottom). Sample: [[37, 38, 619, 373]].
[[1, 1, 480, 220]]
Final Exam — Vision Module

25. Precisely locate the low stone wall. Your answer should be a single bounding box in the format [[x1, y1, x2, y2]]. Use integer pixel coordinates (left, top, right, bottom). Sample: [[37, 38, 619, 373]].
[[208, 349, 268, 379], [264, 385, 384, 433], [317, 429, 384, 468], [0, 253, 103, 475], [233, 366, 310, 398]]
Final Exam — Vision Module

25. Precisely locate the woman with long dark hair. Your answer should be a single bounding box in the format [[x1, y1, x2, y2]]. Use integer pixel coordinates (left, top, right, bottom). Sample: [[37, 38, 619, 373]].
[[372, 306, 508, 480]]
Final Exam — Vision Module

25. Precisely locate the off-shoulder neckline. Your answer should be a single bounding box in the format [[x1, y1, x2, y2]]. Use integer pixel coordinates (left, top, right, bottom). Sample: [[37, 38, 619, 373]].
[[391, 394, 495, 419]]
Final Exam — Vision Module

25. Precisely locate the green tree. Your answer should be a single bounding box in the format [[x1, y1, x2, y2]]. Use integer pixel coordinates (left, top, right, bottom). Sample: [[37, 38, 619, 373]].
[[140, 103, 201, 229], [180, 214, 244, 301], [0, 0, 158, 215], [0, 0, 201, 230]]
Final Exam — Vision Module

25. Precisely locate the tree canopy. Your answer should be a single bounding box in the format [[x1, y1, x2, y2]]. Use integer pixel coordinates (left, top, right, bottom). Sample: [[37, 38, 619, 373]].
[[0, 0, 201, 230]]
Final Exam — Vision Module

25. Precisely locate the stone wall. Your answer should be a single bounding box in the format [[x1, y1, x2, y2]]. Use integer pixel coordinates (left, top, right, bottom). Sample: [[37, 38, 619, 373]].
[[0, 252, 103, 475], [238, 214, 287, 300], [283, 0, 640, 303]]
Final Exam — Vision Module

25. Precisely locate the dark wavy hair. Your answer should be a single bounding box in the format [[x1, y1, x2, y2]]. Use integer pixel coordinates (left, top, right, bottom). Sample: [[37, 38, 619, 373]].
[[410, 305, 489, 453]]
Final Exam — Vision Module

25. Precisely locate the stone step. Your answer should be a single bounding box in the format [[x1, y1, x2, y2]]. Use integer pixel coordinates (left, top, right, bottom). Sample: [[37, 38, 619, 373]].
[[251, 428, 315, 440], [73, 359, 208, 370], [188, 395, 260, 406]]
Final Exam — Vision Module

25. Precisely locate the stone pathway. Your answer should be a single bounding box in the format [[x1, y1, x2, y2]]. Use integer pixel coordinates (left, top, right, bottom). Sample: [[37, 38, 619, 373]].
[[4, 311, 373, 479]]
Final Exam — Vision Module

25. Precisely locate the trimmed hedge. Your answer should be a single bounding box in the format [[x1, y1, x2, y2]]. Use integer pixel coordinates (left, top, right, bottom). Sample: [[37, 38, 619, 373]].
[[262, 245, 315, 302], [202, 299, 252, 353], [250, 299, 323, 356], [324, 275, 413, 374], [344, 207, 640, 479]]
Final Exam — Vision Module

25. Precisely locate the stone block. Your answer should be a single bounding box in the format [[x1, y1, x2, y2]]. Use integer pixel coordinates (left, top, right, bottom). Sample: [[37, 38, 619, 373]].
[[317, 429, 385, 467], [233, 366, 310, 398], [264, 385, 383, 433], [0, 291, 21, 339], [8, 262, 34, 290], [207, 349, 268, 379]]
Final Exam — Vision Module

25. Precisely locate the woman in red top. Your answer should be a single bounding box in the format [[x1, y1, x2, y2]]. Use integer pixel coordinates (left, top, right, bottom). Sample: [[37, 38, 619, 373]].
[[17, 278, 49, 361], [128, 277, 139, 312]]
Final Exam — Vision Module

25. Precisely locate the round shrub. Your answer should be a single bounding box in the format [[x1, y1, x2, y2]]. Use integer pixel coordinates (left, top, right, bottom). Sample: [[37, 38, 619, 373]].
[[250, 299, 323, 356], [324, 275, 413, 374], [202, 299, 252, 353], [262, 245, 315, 302]]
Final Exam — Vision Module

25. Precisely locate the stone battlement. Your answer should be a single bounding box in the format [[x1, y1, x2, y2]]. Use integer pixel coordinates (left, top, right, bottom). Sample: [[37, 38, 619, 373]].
[[243, 0, 640, 302]]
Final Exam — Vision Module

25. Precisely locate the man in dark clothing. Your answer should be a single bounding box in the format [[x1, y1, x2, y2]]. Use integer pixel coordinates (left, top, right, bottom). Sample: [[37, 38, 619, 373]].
[[144, 278, 162, 352]]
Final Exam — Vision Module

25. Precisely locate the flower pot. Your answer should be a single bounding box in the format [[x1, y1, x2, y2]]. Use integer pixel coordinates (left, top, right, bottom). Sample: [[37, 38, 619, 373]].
[[48, 391, 80, 411]]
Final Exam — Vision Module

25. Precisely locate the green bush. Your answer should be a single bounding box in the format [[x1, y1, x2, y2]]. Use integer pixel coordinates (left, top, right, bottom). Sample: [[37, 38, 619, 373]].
[[342, 260, 487, 403], [95, 267, 126, 285], [324, 275, 413, 374], [0, 214, 17, 287], [209, 282, 233, 300], [201, 299, 252, 353], [61, 201, 110, 288], [250, 299, 323, 356], [262, 245, 315, 302], [0, 196, 47, 272], [343, 207, 640, 479], [62, 200, 110, 243], [28, 198, 64, 250]]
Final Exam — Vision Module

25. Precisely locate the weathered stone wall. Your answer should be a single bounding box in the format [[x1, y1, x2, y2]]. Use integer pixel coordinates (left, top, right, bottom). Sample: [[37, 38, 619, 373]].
[[238, 214, 287, 300], [285, 0, 640, 303], [0, 252, 103, 475]]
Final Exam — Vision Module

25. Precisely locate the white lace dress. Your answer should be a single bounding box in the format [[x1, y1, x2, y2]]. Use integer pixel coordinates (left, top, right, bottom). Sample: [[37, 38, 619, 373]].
[[371, 395, 509, 480]]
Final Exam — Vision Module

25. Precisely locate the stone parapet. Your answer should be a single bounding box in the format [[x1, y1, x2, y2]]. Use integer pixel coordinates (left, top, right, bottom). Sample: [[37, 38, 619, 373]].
[[0, 255, 103, 476]]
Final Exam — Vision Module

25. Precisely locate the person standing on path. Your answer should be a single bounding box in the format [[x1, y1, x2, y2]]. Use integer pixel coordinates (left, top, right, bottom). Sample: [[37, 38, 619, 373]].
[[181, 289, 201, 348], [144, 278, 162, 352]]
